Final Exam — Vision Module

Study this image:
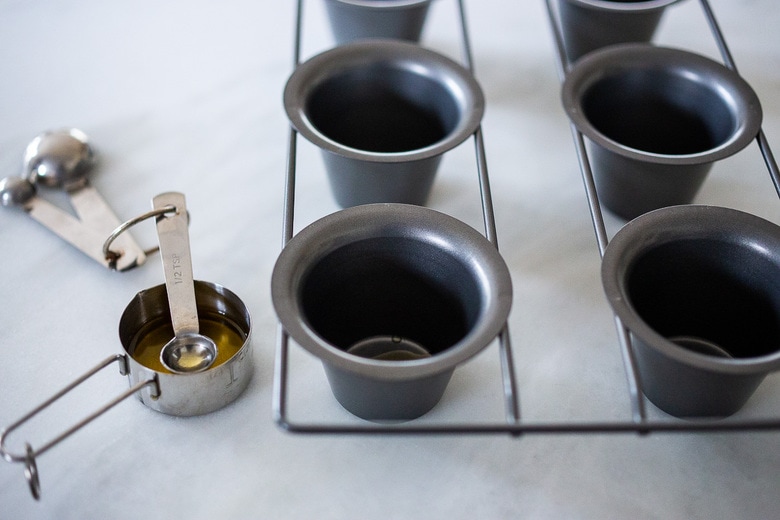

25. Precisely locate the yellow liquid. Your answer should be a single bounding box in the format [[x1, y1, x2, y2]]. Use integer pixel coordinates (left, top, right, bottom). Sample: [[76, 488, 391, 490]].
[[129, 314, 247, 374], [372, 350, 431, 361]]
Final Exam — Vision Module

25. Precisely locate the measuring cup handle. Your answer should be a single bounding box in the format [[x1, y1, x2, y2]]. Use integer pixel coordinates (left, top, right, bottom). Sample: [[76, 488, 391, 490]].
[[0, 354, 159, 500]]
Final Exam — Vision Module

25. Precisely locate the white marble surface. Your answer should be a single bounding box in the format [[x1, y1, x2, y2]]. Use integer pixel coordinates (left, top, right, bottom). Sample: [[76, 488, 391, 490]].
[[1, 0, 779, 518]]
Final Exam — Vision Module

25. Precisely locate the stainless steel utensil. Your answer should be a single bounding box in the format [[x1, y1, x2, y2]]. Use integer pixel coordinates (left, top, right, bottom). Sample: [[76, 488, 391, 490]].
[[153, 192, 218, 374], [0, 193, 252, 499], [0, 129, 147, 270]]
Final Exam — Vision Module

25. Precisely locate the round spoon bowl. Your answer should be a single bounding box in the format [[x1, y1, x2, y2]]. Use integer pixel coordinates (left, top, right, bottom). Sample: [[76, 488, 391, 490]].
[[160, 332, 218, 373], [0, 176, 36, 207], [24, 128, 94, 190]]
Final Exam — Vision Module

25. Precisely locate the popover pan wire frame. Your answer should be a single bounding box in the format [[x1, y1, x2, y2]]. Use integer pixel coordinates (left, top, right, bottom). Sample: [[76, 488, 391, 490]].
[[543, 0, 780, 433], [274, 0, 521, 433], [271, 0, 780, 435]]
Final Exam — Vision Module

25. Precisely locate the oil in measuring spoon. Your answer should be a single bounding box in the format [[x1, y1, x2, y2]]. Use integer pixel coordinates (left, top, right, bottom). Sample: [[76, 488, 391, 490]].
[[130, 314, 246, 374]]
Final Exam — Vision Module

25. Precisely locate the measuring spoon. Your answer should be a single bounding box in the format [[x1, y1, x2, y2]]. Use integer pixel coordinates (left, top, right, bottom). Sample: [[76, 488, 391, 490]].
[[0, 129, 146, 270], [153, 192, 218, 373], [25, 127, 93, 189]]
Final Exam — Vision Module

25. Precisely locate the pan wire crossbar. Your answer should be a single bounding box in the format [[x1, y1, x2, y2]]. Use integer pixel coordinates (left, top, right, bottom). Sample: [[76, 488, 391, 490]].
[[272, 0, 780, 435]]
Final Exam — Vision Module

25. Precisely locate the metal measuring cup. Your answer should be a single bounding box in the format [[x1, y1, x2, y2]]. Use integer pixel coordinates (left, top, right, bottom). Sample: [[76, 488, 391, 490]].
[[116, 192, 253, 415], [0, 192, 252, 499]]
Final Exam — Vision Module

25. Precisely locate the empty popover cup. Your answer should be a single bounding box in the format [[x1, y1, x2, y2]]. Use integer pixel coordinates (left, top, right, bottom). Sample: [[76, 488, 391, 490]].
[[556, 0, 682, 63], [324, 0, 433, 44], [271, 204, 512, 421], [562, 44, 762, 220], [284, 39, 484, 207], [602, 205, 780, 417]]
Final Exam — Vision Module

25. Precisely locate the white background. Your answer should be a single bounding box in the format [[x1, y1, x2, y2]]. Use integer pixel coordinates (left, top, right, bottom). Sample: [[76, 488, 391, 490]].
[[1, 0, 778, 518]]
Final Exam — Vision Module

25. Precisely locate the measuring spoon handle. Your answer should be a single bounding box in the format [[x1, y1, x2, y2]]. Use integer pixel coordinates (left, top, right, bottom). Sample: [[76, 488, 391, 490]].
[[153, 192, 199, 335]]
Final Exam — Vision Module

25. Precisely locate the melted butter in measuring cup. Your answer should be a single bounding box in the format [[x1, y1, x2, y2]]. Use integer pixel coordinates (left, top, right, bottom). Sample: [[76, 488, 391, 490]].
[[129, 314, 247, 374]]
